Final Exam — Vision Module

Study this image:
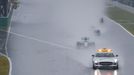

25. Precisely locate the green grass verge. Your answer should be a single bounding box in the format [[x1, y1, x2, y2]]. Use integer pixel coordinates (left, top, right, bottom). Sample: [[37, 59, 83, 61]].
[[0, 56, 9, 75], [0, 56, 10, 75], [107, 7, 134, 35]]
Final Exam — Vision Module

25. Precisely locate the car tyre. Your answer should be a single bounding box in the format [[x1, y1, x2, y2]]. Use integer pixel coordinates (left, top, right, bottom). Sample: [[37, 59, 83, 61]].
[[113, 65, 119, 70], [93, 65, 97, 70], [116, 65, 119, 69]]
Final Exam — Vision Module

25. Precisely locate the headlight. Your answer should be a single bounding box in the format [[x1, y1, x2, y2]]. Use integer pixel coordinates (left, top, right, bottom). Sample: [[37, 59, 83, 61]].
[[94, 61, 98, 63], [114, 59, 118, 62], [94, 61, 99, 65]]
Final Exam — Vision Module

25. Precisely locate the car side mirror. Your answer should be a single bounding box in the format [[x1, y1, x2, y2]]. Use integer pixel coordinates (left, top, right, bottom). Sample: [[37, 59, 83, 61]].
[[92, 55, 94, 57], [116, 55, 118, 57]]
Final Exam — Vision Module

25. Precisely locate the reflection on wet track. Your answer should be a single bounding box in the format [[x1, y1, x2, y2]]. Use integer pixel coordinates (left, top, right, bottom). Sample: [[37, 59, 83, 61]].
[[94, 70, 118, 75]]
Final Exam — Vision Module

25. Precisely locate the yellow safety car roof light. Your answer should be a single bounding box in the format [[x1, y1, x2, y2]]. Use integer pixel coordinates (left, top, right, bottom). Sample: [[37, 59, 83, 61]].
[[97, 48, 112, 53]]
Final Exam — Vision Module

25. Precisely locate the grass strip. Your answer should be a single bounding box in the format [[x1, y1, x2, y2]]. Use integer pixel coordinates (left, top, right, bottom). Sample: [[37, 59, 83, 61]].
[[107, 7, 134, 35]]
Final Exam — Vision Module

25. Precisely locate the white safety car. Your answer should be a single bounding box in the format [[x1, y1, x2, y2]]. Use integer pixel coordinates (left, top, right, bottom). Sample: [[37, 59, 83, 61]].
[[92, 48, 119, 69]]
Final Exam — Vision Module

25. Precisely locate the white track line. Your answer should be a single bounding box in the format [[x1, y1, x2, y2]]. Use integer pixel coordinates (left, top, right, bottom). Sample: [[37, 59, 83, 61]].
[[7, 31, 76, 75], [105, 16, 134, 38], [5, 6, 14, 55], [3, 21, 74, 75], [0, 28, 75, 51], [9, 31, 75, 50], [5, 17, 12, 56], [120, 23, 134, 24], [3, 7, 13, 75], [7, 15, 12, 75]]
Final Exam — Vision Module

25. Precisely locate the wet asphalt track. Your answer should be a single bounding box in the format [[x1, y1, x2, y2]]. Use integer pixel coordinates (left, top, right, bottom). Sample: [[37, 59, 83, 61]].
[[7, 0, 134, 75]]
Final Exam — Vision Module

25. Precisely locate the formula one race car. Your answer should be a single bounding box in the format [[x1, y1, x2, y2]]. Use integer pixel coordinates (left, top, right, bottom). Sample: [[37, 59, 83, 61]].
[[76, 37, 95, 48], [100, 17, 104, 24], [94, 29, 101, 36], [92, 48, 119, 70]]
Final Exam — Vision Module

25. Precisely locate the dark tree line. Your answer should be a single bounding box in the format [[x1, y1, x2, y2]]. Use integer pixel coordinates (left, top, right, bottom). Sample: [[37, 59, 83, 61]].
[[0, 0, 12, 17]]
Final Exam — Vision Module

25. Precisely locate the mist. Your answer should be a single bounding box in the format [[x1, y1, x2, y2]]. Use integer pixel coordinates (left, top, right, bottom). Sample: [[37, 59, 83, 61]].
[[8, 0, 108, 75], [48, 0, 106, 37]]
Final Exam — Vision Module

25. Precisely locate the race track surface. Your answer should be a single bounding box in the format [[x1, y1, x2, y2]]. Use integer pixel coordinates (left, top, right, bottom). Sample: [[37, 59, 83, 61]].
[[7, 0, 134, 75]]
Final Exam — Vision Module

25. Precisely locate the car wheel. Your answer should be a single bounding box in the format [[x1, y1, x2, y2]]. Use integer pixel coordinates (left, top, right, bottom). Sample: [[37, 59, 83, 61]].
[[93, 65, 97, 70], [116, 65, 119, 69], [113, 65, 119, 70]]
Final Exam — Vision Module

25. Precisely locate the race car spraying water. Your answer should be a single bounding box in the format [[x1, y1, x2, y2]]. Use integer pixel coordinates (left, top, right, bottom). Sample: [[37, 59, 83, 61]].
[[76, 37, 95, 48]]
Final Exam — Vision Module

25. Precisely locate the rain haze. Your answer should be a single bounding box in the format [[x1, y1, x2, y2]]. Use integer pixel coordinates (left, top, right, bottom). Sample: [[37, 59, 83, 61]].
[[6, 0, 134, 75]]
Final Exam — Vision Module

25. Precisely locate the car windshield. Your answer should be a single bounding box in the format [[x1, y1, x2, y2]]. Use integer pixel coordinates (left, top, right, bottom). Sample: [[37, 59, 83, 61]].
[[95, 53, 114, 57]]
